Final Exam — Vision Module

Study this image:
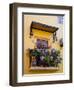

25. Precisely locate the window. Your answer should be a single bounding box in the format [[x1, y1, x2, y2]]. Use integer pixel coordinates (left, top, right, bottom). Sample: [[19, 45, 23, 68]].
[[36, 39, 48, 49]]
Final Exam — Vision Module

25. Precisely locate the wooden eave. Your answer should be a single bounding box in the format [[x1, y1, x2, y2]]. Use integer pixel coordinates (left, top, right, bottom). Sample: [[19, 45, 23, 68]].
[[30, 21, 58, 33]]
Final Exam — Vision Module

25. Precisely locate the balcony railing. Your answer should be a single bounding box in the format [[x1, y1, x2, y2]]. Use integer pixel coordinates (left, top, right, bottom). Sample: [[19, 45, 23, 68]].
[[28, 48, 62, 70]]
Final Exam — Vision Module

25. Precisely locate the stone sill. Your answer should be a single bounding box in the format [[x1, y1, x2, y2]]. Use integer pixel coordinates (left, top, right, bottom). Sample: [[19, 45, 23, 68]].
[[30, 66, 59, 70]]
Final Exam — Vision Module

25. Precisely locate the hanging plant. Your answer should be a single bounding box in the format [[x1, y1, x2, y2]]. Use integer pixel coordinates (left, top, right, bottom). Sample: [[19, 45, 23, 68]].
[[59, 38, 63, 47], [53, 32, 57, 43]]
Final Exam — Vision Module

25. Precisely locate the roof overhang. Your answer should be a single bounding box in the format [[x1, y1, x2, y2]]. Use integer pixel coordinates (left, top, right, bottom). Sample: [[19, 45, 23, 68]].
[[31, 21, 58, 32]]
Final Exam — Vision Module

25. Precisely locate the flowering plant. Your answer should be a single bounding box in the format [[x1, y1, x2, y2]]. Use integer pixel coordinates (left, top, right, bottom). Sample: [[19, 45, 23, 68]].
[[30, 48, 62, 67]]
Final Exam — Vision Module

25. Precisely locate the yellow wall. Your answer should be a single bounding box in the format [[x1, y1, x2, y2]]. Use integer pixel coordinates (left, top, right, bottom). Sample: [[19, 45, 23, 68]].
[[23, 15, 63, 74]]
